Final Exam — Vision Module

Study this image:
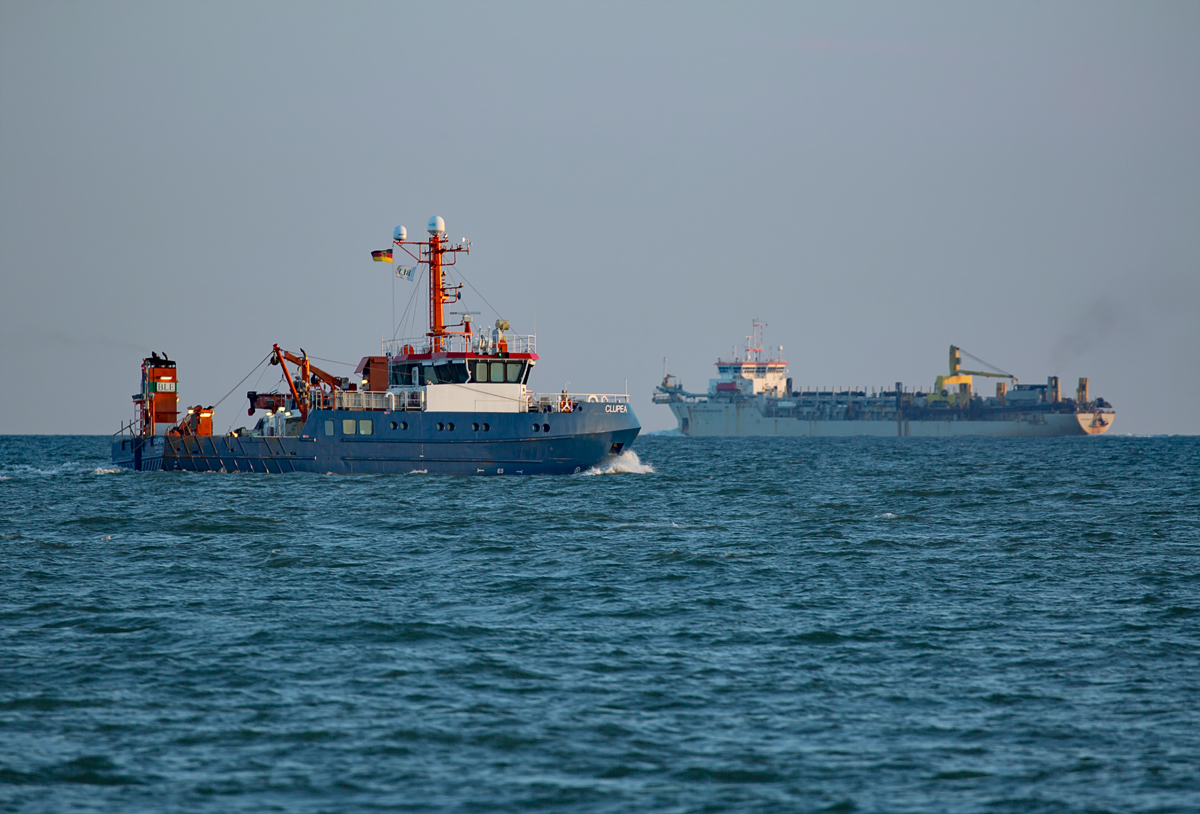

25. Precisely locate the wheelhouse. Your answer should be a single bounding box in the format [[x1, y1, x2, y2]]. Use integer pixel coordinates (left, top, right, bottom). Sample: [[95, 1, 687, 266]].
[[388, 356, 534, 386]]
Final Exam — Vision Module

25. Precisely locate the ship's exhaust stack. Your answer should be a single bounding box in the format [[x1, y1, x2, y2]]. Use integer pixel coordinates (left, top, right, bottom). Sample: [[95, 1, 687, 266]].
[[137, 353, 178, 435]]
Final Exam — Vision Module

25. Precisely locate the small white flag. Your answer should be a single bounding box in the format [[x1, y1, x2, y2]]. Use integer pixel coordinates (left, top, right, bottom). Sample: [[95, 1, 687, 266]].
[[395, 265, 416, 282]]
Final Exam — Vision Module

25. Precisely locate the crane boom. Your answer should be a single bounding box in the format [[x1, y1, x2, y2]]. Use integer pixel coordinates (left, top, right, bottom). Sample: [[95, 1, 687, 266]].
[[271, 344, 307, 421], [276, 349, 340, 388], [268, 344, 348, 422], [956, 368, 1014, 379]]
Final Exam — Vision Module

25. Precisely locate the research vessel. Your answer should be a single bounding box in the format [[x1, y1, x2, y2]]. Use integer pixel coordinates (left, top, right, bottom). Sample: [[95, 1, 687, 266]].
[[653, 321, 1114, 437], [112, 216, 640, 473]]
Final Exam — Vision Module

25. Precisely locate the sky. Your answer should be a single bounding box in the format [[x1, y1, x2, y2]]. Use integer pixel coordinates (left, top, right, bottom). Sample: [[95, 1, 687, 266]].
[[1, 1, 1197, 435]]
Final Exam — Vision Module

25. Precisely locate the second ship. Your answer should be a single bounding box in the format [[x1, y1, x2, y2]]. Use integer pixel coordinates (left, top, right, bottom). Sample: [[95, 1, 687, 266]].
[[654, 320, 1114, 437]]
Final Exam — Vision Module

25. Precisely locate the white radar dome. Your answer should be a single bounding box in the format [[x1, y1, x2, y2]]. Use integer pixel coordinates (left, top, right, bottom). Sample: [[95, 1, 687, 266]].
[[427, 216, 445, 235], [393, 225, 407, 241]]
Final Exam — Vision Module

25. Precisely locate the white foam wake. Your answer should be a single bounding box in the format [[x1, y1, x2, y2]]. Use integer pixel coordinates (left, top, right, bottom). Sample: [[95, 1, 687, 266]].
[[581, 450, 655, 476]]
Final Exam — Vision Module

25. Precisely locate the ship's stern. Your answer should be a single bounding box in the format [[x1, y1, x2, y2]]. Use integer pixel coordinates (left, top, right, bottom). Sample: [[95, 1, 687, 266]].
[[111, 435, 167, 471], [1075, 409, 1116, 435]]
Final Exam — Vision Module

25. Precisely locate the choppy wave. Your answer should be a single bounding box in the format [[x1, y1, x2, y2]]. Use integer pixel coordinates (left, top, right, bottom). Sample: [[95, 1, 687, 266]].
[[1, 462, 99, 479], [0, 434, 1196, 813]]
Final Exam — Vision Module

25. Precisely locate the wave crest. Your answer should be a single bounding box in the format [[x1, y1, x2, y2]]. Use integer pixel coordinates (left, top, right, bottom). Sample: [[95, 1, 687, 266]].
[[582, 450, 654, 476]]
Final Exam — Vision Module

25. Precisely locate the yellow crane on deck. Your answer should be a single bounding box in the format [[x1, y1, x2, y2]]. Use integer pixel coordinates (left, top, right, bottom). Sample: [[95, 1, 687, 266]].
[[928, 345, 1017, 406]]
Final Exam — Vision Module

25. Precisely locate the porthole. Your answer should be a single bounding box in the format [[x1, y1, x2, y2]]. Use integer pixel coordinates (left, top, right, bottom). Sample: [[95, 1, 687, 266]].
[[482, 423, 490, 431], [542, 424, 550, 433], [390, 421, 398, 430], [533, 423, 540, 432], [472, 423, 479, 431], [437, 422, 445, 431], [400, 421, 408, 430], [448, 422, 455, 431]]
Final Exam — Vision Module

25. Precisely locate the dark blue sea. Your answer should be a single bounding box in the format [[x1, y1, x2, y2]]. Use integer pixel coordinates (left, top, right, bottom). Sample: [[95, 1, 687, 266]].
[[1, 435, 1197, 813]]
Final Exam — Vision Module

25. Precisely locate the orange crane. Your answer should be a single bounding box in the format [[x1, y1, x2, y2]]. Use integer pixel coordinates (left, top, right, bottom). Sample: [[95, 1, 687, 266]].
[[270, 345, 344, 421]]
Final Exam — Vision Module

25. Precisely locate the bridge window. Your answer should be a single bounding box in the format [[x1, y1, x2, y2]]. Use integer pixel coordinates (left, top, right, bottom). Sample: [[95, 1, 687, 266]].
[[473, 360, 527, 383], [430, 361, 469, 384], [390, 363, 415, 386]]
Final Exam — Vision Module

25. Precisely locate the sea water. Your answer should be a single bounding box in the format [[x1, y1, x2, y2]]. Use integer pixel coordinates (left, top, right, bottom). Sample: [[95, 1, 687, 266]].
[[1, 434, 1197, 813]]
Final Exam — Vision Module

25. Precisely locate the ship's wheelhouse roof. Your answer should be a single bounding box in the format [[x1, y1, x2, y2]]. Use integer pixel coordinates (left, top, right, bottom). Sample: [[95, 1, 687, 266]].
[[715, 360, 786, 367], [390, 351, 539, 362]]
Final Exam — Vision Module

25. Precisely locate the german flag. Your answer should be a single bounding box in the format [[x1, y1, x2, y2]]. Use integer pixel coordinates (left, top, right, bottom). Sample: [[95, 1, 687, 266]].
[[371, 249, 393, 262]]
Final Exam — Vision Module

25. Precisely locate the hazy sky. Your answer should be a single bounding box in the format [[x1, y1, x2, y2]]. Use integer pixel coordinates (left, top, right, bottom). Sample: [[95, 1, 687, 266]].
[[2, 1, 1197, 435]]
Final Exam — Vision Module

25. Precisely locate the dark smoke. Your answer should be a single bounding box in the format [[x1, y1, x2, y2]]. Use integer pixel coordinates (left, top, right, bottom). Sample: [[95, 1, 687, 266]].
[[1049, 296, 1133, 373]]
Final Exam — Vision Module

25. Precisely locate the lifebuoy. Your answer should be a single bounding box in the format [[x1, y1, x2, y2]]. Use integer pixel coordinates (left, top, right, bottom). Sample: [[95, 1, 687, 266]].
[[587, 395, 598, 403]]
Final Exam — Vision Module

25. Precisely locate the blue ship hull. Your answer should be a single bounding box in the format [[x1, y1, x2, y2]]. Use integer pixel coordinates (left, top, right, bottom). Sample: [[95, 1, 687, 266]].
[[112, 402, 640, 475]]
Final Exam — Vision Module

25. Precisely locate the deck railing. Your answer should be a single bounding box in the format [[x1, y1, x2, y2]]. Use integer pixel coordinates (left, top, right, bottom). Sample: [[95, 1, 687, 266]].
[[112, 418, 141, 442], [524, 392, 630, 413], [306, 387, 625, 414], [383, 333, 536, 357], [305, 389, 425, 412]]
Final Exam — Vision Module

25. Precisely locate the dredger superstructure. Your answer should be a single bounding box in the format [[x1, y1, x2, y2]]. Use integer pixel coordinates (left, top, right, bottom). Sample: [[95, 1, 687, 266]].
[[654, 321, 1114, 437], [112, 215, 640, 473]]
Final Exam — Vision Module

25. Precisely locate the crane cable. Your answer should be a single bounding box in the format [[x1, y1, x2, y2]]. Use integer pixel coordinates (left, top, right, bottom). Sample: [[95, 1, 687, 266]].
[[959, 347, 1014, 378]]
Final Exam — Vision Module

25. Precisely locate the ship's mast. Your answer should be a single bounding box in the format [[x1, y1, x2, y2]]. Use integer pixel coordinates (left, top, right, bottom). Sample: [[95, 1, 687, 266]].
[[747, 318, 765, 363], [394, 216, 470, 353], [428, 229, 446, 347]]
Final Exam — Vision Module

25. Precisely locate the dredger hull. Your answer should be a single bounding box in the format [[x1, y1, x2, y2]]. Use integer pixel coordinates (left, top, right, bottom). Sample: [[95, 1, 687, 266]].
[[670, 403, 1114, 437]]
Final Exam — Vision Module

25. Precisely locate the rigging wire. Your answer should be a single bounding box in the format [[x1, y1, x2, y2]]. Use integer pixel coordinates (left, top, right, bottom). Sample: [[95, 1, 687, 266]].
[[388, 253, 504, 345], [212, 353, 272, 409], [409, 267, 427, 339], [223, 354, 297, 434], [306, 355, 356, 367], [249, 360, 271, 394], [959, 348, 1014, 378], [215, 354, 272, 433], [453, 268, 504, 323], [393, 266, 427, 341]]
